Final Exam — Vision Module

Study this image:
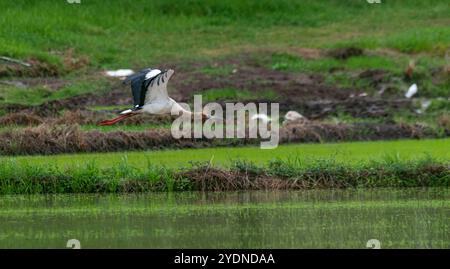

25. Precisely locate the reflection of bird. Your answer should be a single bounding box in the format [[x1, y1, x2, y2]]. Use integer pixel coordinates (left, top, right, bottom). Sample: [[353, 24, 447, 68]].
[[99, 68, 206, 126]]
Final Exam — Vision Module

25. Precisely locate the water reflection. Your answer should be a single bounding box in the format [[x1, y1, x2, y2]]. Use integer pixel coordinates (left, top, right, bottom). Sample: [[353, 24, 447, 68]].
[[0, 188, 448, 248]]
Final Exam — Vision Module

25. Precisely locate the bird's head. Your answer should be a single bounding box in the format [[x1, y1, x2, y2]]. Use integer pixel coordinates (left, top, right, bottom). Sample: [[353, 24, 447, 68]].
[[164, 69, 175, 79]]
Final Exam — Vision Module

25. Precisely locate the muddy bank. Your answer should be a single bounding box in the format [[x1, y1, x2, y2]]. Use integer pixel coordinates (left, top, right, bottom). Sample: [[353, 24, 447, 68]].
[[0, 121, 444, 156]]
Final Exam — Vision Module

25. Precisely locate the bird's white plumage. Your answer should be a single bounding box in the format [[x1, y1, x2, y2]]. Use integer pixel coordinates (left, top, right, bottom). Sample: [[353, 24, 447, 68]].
[[144, 69, 174, 105], [282, 110, 308, 125], [145, 69, 162, 80], [120, 109, 133, 115], [284, 111, 304, 121], [105, 69, 135, 77], [139, 69, 179, 115], [405, 83, 418, 98], [251, 113, 271, 123]]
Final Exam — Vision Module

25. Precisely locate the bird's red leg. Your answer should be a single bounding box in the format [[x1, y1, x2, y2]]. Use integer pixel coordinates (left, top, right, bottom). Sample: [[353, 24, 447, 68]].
[[98, 113, 137, 126]]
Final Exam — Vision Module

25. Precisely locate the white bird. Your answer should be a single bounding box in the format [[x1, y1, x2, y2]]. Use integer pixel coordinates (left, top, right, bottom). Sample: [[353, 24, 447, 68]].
[[283, 110, 308, 125], [284, 111, 305, 121], [405, 83, 418, 99], [105, 69, 135, 78], [99, 68, 207, 126], [251, 113, 271, 124]]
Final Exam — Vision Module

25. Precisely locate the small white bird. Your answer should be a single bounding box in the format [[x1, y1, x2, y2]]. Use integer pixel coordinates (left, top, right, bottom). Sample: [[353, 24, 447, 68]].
[[284, 111, 305, 122], [251, 113, 271, 124], [405, 83, 418, 99], [105, 69, 135, 78], [99, 68, 207, 126], [283, 111, 308, 125]]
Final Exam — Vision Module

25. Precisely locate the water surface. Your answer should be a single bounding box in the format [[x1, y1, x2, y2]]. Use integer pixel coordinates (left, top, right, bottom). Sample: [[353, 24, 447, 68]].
[[0, 188, 448, 248]]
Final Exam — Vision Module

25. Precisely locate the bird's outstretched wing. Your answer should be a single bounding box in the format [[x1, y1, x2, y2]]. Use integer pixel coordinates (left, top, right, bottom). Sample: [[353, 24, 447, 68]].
[[144, 70, 173, 104], [122, 68, 163, 109]]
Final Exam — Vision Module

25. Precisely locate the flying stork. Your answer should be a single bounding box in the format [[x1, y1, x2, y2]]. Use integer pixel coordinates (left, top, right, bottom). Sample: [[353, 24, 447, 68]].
[[98, 68, 207, 126]]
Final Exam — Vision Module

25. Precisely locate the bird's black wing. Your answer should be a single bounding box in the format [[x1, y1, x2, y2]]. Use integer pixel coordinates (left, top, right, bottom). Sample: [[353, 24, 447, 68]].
[[122, 68, 151, 85], [122, 68, 159, 109]]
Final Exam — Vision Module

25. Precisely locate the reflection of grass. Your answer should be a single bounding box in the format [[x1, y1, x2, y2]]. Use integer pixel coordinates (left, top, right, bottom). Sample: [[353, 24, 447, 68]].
[[200, 87, 278, 102], [0, 189, 448, 248]]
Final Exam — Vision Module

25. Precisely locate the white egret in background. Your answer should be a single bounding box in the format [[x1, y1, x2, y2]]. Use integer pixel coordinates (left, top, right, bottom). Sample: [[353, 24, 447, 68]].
[[284, 111, 305, 122], [405, 83, 418, 99], [251, 113, 271, 124], [104, 69, 135, 78]]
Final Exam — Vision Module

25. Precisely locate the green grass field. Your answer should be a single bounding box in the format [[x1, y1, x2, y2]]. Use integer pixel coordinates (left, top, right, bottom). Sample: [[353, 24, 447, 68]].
[[4, 138, 450, 169], [1, 0, 449, 69], [1, 0, 449, 109]]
